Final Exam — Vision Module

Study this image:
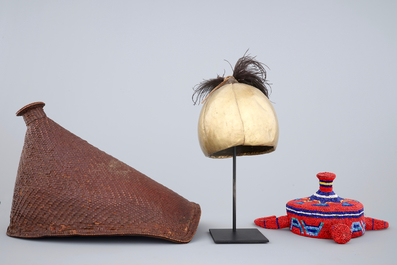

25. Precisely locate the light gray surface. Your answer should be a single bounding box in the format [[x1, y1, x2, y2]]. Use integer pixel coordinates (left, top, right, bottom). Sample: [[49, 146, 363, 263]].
[[0, 1, 396, 264]]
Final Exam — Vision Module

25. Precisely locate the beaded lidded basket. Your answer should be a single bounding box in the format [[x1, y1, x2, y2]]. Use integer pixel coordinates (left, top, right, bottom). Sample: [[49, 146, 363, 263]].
[[255, 172, 388, 244], [7, 102, 201, 243]]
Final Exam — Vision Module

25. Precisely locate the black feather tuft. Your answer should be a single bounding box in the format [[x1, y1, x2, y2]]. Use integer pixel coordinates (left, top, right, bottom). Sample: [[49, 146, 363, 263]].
[[192, 75, 224, 105], [233, 54, 270, 98], [192, 52, 270, 105]]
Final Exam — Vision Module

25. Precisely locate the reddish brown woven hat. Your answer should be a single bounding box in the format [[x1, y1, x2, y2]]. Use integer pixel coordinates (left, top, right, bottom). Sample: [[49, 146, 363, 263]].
[[7, 102, 201, 243]]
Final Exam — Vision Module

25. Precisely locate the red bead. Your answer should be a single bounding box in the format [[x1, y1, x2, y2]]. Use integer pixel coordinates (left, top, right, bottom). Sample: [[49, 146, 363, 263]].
[[331, 223, 352, 244]]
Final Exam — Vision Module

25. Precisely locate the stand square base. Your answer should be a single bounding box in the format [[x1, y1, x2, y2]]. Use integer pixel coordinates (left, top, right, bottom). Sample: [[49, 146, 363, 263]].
[[209, 228, 269, 244]]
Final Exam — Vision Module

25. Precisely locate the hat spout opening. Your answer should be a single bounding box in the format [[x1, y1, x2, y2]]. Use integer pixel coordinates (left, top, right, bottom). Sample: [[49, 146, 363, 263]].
[[16, 102, 46, 126]]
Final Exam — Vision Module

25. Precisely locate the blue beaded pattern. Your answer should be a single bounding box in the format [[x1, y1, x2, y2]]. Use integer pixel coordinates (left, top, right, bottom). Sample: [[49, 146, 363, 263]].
[[286, 204, 364, 219]]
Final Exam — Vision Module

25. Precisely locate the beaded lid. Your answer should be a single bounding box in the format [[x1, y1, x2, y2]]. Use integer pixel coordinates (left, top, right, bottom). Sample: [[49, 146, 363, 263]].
[[286, 172, 364, 219]]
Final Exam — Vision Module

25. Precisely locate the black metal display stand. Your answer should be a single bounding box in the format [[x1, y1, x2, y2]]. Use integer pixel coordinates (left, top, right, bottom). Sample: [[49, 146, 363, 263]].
[[209, 146, 269, 244]]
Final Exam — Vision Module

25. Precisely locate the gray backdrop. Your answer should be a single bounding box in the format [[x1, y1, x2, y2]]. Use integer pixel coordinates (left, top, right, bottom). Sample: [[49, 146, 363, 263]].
[[1, 1, 396, 264]]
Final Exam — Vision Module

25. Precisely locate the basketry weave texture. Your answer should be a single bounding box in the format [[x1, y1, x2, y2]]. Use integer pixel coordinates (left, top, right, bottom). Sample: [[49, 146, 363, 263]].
[[7, 102, 201, 243]]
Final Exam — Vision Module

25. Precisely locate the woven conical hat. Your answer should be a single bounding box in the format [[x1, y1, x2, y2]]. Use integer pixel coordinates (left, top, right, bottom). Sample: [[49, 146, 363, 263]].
[[7, 102, 200, 243]]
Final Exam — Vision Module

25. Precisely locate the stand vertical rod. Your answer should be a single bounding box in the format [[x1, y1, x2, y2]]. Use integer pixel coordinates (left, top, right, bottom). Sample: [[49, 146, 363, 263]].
[[233, 146, 237, 232]]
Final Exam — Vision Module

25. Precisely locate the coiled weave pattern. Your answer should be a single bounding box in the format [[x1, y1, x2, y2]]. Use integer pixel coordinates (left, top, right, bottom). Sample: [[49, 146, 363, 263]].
[[7, 102, 201, 243]]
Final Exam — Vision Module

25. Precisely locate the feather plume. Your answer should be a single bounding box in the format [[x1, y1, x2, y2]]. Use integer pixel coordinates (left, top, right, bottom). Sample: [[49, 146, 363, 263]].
[[232, 54, 270, 98], [191, 75, 224, 105], [192, 53, 270, 105]]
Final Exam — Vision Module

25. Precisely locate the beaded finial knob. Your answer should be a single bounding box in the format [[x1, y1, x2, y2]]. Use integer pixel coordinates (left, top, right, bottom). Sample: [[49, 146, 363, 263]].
[[316, 172, 336, 193]]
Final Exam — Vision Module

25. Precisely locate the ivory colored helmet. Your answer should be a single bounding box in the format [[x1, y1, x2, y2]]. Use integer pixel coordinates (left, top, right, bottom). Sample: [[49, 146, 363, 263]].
[[193, 54, 279, 158]]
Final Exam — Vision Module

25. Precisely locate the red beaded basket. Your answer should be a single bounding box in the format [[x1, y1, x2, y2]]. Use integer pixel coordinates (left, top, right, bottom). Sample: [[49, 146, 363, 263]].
[[255, 172, 388, 244]]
